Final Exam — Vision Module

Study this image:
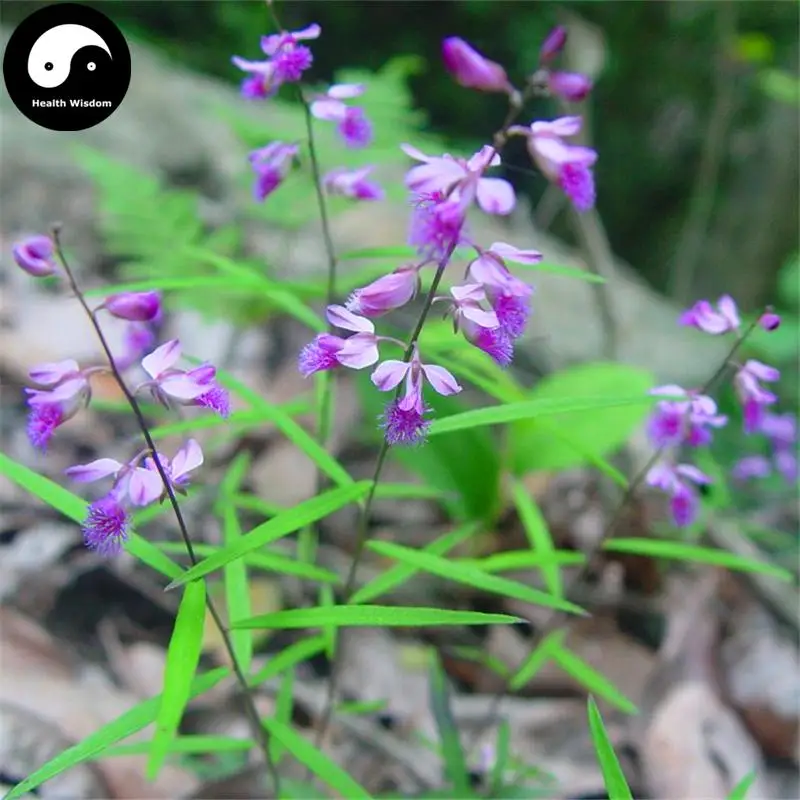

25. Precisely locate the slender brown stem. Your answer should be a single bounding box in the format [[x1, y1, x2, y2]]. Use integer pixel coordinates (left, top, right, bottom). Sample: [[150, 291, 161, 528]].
[[464, 313, 765, 754], [51, 226, 281, 798]]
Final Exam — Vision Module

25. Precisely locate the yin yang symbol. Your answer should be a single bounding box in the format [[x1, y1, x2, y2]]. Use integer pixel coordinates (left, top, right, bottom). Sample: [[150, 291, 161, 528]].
[[27, 24, 112, 89]]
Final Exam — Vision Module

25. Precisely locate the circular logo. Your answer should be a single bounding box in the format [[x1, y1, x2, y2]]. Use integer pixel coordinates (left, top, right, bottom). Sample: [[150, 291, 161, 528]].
[[3, 3, 131, 131]]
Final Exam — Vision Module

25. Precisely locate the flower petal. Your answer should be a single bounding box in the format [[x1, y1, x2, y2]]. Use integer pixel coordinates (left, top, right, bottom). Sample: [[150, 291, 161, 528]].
[[29, 359, 80, 386], [160, 375, 209, 401], [326, 305, 375, 333], [141, 340, 181, 379], [335, 334, 380, 369], [371, 360, 410, 391], [327, 82, 365, 99], [488, 242, 543, 265], [128, 468, 165, 507], [65, 458, 123, 483], [476, 178, 516, 215], [422, 364, 462, 396], [171, 439, 204, 481]]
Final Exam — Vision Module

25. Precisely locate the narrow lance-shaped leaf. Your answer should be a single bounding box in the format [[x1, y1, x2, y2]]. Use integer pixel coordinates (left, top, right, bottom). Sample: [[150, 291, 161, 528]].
[[587, 697, 634, 800], [147, 580, 207, 779]]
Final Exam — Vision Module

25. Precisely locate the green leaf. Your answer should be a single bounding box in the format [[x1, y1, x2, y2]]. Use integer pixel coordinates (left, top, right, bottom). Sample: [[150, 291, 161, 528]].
[[507, 362, 655, 475], [262, 717, 371, 799], [587, 697, 634, 800], [339, 245, 418, 260], [604, 539, 793, 581], [148, 580, 207, 779], [166, 482, 372, 588], [365, 541, 585, 616], [550, 643, 637, 714], [0, 454, 183, 580], [429, 653, 471, 795], [231, 605, 520, 629], [509, 630, 565, 691], [104, 734, 252, 757], [511, 480, 563, 599], [270, 667, 295, 765], [350, 522, 479, 605], [727, 771, 758, 800], [491, 720, 512, 795], [219, 454, 253, 673], [248, 634, 327, 687], [462, 550, 585, 573], [504, 259, 606, 283], [429, 391, 655, 437], [2, 667, 230, 800], [356, 371, 502, 522]]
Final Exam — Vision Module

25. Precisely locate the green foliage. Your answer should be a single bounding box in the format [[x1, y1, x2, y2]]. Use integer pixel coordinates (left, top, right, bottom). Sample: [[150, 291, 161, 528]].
[[507, 362, 656, 476], [587, 697, 634, 800]]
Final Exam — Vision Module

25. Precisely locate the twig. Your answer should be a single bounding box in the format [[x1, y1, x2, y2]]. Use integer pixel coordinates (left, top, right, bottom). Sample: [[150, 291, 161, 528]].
[[51, 226, 281, 798], [464, 311, 767, 754]]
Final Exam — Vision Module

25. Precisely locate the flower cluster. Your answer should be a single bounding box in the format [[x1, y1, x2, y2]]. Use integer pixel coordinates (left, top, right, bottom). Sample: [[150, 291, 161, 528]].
[[644, 294, 784, 526], [732, 412, 797, 485], [12, 233, 229, 556], [233, 24, 381, 204]]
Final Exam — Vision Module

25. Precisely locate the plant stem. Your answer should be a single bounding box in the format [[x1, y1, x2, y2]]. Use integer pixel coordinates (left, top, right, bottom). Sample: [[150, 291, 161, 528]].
[[464, 313, 766, 754], [51, 226, 281, 798]]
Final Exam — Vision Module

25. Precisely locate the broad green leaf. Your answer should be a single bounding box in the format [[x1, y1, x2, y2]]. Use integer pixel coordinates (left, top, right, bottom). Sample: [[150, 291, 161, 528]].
[[148, 580, 207, 779], [550, 643, 637, 714], [166, 482, 372, 588], [366, 541, 584, 616], [350, 522, 479, 605], [2, 667, 229, 800], [587, 697, 634, 800], [356, 371, 502, 522], [507, 362, 655, 475], [429, 653, 470, 795], [262, 717, 371, 799], [0, 454, 182, 580], [211, 368, 355, 490], [219, 454, 253, 673], [429, 392, 656, 437], [604, 539, 793, 581], [231, 605, 520, 629], [512, 480, 563, 599], [727, 771, 758, 800]]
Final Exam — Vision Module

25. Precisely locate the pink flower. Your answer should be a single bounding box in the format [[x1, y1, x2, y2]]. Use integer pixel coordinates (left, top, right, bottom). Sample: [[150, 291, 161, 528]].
[[13, 234, 57, 277], [24, 360, 91, 451], [441, 37, 511, 93], [408, 190, 469, 262], [248, 142, 299, 201], [548, 71, 592, 102], [371, 346, 462, 446], [759, 311, 781, 332], [141, 340, 230, 417], [734, 360, 780, 433], [323, 166, 384, 201], [310, 84, 373, 148], [646, 462, 711, 527], [679, 295, 740, 335], [448, 284, 513, 366], [645, 385, 728, 448], [102, 291, 161, 322], [514, 117, 597, 212], [345, 266, 419, 317], [298, 306, 381, 376], [402, 143, 516, 216], [539, 26, 567, 64], [468, 242, 539, 339]]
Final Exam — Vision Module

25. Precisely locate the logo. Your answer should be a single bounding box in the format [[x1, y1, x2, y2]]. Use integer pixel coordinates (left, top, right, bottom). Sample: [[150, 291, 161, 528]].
[[3, 3, 131, 131]]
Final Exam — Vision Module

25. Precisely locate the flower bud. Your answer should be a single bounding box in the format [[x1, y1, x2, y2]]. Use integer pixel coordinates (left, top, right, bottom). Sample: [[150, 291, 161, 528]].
[[759, 311, 781, 332], [548, 71, 592, 102], [442, 37, 510, 93], [539, 26, 567, 64], [13, 234, 56, 277], [103, 291, 162, 321]]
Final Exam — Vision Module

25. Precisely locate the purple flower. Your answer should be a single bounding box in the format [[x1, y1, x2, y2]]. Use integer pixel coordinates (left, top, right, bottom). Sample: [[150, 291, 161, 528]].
[[232, 23, 320, 98], [734, 360, 780, 433], [646, 462, 711, 527], [345, 266, 419, 317], [441, 37, 511, 94], [141, 340, 230, 417], [548, 71, 592, 102], [646, 385, 728, 448], [310, 84, 373, 148], [68, 440, 203, 555], [734, 411, 798, 484], [539, 26, 567, 64], [323, 166, 384, 201], [448, 283, 513, 366], [408, 190, 469, 262], [468, 242, 539, 339], [759, 311, 781, 332], [13, 234, 57, 277], [298, 306, 381, 376], [679, 295, 740, 335], [114, 322, 157, 371], [371, 346, 462, 446], [248, 142, 299, 201], [24, 360, 91, 451], [102, 291, 161, 322], [513, 117, 597, 212], [402, 143, 516, 216], [731, 455, 773, 482]]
